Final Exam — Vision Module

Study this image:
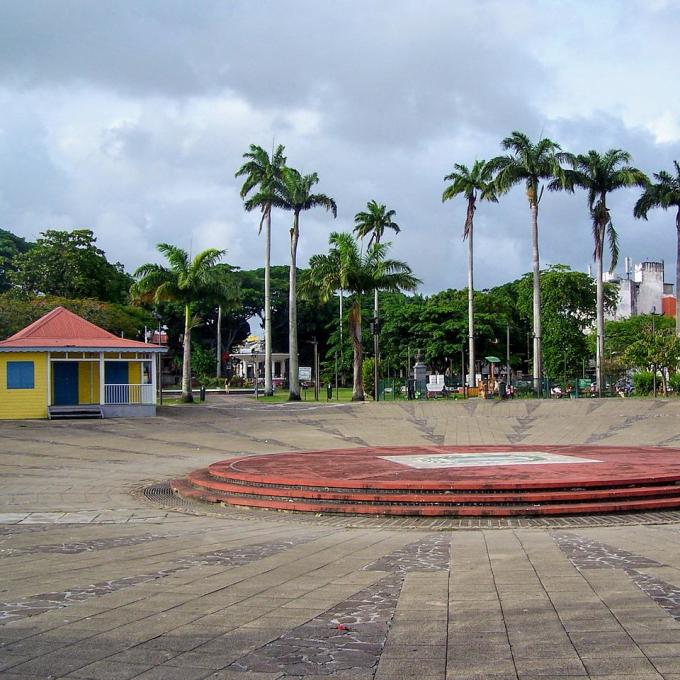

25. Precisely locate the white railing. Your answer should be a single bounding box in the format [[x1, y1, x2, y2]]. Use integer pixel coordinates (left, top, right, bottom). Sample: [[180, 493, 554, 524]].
[[105, 383, 155, 405]]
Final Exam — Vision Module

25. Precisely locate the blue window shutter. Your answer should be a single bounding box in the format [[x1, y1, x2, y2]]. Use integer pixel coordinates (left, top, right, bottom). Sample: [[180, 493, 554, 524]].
[[7, 361, 35, 389]]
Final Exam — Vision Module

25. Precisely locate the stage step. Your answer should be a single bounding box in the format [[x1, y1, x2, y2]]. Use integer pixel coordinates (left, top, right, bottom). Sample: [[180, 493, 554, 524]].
[[171, 477, 680, 517]]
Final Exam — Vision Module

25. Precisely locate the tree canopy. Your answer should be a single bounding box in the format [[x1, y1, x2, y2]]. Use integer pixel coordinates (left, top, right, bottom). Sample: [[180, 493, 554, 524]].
[[9, 229, 131, 303]]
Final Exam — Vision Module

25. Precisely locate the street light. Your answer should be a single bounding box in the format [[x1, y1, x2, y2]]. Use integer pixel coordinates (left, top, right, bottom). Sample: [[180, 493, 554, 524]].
[[251, 347, 258, 399]]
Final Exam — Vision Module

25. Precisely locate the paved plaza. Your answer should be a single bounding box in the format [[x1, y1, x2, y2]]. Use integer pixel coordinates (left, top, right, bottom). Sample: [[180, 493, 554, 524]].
[[2, 397, 680, 679]]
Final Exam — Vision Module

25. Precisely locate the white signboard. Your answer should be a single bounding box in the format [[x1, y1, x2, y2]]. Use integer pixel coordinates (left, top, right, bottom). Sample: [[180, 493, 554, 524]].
[[380, 451, 601, 469], [298, 366, 312, 381]]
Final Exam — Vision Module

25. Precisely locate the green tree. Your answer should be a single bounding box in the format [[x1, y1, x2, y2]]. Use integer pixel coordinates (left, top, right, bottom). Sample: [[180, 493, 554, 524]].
[[302, 232, 419, 401], [489, 132, 569, 394], [235, 144, 288, 395], [353, 200, 403, 398], [634, 161, 680, 335], [624, 317, 680, 396], [442, 160, 497, 388], [271, 168, 337, 400], [9, 229, 131, 303], [0, 228, 33, 292], [132, 244, 227, 402], [563, 149, 648, 395], [516, 266, 606, 381]]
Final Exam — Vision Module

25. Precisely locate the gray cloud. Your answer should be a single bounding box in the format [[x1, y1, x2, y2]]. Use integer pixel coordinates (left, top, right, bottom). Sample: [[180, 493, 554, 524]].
[[0, 0, 678, 296]]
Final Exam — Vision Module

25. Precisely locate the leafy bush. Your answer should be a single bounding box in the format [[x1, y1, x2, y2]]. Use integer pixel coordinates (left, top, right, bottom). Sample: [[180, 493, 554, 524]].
[[191, 344, 215, 379], [362, 357, 375, 398], [668, 372, 680, 394], [632, 371, 654, 395]]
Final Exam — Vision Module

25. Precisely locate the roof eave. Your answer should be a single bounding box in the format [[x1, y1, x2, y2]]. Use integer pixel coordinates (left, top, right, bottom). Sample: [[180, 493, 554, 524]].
[[0, 346, 168, 353]]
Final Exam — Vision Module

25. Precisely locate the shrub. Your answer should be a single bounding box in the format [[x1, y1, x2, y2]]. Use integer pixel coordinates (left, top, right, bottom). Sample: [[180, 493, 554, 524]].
[[668, 372, 680, 394], [362, 357, 375, 399], [632, 371, 654, 395], [191, 344, 215, 378]]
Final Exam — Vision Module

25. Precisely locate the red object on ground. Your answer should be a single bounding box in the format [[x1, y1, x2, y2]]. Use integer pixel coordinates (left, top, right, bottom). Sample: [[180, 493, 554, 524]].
[[171, 445, 680, 517]]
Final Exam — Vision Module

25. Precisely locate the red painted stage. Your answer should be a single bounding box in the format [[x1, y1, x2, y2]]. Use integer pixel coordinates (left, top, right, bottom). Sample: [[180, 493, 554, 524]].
[[171, 445, 680, 517]]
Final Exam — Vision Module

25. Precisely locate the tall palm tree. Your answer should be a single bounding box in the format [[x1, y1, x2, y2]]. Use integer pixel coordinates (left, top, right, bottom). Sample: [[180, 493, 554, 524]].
[[302, 232, 420, 401], [563, 149, 648, 395], [442, 161, 497, 390], [353, 200, 402, 398], [271, 167, 337, 400], [235, 144, 287, 396], [634, 161, 680, 335], [132, 244, 226, 403], [489, 132, 569, 395]]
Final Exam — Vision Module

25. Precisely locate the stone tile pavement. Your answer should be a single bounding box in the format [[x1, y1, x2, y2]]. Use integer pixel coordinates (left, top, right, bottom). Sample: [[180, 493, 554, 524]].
[[1, 397, 680, 678]]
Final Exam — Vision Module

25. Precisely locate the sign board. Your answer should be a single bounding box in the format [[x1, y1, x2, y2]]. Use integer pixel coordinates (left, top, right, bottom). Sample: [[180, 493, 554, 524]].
[[298, 366, 312, 381]]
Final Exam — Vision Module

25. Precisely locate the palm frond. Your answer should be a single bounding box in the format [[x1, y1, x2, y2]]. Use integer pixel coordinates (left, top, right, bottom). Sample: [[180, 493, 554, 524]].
[[157, 243, 189, 273]]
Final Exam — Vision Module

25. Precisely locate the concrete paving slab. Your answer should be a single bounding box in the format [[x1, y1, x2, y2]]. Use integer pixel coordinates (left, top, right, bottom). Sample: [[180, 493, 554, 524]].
[[2, 399, 680, 679]]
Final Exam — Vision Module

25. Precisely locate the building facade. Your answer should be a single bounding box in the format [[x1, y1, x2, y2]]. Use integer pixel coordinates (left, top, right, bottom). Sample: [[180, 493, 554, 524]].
[[604, 260, 676, 320], [0, 307, 166, 419]]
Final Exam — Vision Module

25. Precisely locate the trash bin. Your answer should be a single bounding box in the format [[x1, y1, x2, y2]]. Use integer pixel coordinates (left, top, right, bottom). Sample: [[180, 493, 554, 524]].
[[327, 383, 333, 400], [199, 385, 206, 401]]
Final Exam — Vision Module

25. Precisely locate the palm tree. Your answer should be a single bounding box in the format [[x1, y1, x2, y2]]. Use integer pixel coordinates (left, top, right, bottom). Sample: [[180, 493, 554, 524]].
[[442, 161, 497, 390], [235, 144, 287, 396], [489, 132, 569, 395], [634, 161, 680, 335], [302, 232, 420, 400], [132, 244, 226, 402], [271, 167, 337, 400], [353, 200, 402, 398], [563, 149, 648, 395]]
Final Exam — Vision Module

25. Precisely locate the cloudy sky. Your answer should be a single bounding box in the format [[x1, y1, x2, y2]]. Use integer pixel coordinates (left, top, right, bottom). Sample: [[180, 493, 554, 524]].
[[1, 0, 679, 294]]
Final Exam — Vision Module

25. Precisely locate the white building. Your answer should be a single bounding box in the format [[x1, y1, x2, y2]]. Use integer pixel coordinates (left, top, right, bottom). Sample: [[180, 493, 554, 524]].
[[604, 260, 675, 320], [230, 335, 288, 384]]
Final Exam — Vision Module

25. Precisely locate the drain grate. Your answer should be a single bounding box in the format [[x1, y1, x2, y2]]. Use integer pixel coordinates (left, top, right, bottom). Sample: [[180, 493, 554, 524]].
[[142, 482, 680, 531]]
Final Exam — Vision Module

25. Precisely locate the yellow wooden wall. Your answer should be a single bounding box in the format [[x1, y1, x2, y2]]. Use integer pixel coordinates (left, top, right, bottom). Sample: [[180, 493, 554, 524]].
[[129, 362, 141, 384], [0, 353, 48, 420], [77, 362, 100, 405]]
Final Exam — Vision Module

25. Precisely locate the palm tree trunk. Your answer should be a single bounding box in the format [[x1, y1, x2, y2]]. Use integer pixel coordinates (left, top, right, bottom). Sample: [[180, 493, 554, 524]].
[[288, 212, 300, 401], [467, 223, 475, 389], [264, 205, 273, 396], [595, 251, 604, 397], [530, 200, 542, 396], [182, 303, 193, 403], [676, 207, 680, 337], [350, 300, 364, 401], [216, 304, 222, 379]]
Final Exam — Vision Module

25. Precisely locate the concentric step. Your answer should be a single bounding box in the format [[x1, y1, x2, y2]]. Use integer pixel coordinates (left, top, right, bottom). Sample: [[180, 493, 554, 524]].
[[171, 445, 680, 517]]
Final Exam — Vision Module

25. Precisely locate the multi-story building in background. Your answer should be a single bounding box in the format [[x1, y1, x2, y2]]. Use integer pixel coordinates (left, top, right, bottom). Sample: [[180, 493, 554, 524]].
[[604, 259, 676, 320]]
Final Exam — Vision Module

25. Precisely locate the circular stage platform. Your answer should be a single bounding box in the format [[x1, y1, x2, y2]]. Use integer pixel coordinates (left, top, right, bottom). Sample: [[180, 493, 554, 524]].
[[171, 445, 680, 517]]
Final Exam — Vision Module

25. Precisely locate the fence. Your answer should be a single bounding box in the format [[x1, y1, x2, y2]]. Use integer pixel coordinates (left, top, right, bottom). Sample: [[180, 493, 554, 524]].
[[104, 383, 155, 405], [377, 375, 631, 400]]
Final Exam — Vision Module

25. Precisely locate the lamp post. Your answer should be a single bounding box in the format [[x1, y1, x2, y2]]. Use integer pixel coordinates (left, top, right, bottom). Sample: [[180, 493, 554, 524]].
[[252, 347, 258, 399], [506, 324, 511, 390], [307, 337, 319, 401]]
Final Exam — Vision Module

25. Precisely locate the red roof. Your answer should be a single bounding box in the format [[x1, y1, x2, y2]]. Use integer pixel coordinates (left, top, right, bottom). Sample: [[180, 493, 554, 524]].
[[0, 306, 166, 351]]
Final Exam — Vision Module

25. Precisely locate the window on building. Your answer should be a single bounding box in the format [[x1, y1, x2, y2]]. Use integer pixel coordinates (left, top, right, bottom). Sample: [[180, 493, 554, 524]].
[[7, 361, 35, 389]]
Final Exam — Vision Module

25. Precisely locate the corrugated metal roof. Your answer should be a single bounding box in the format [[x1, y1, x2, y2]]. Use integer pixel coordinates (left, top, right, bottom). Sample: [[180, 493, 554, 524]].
[[0, 306, 166, 351]]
